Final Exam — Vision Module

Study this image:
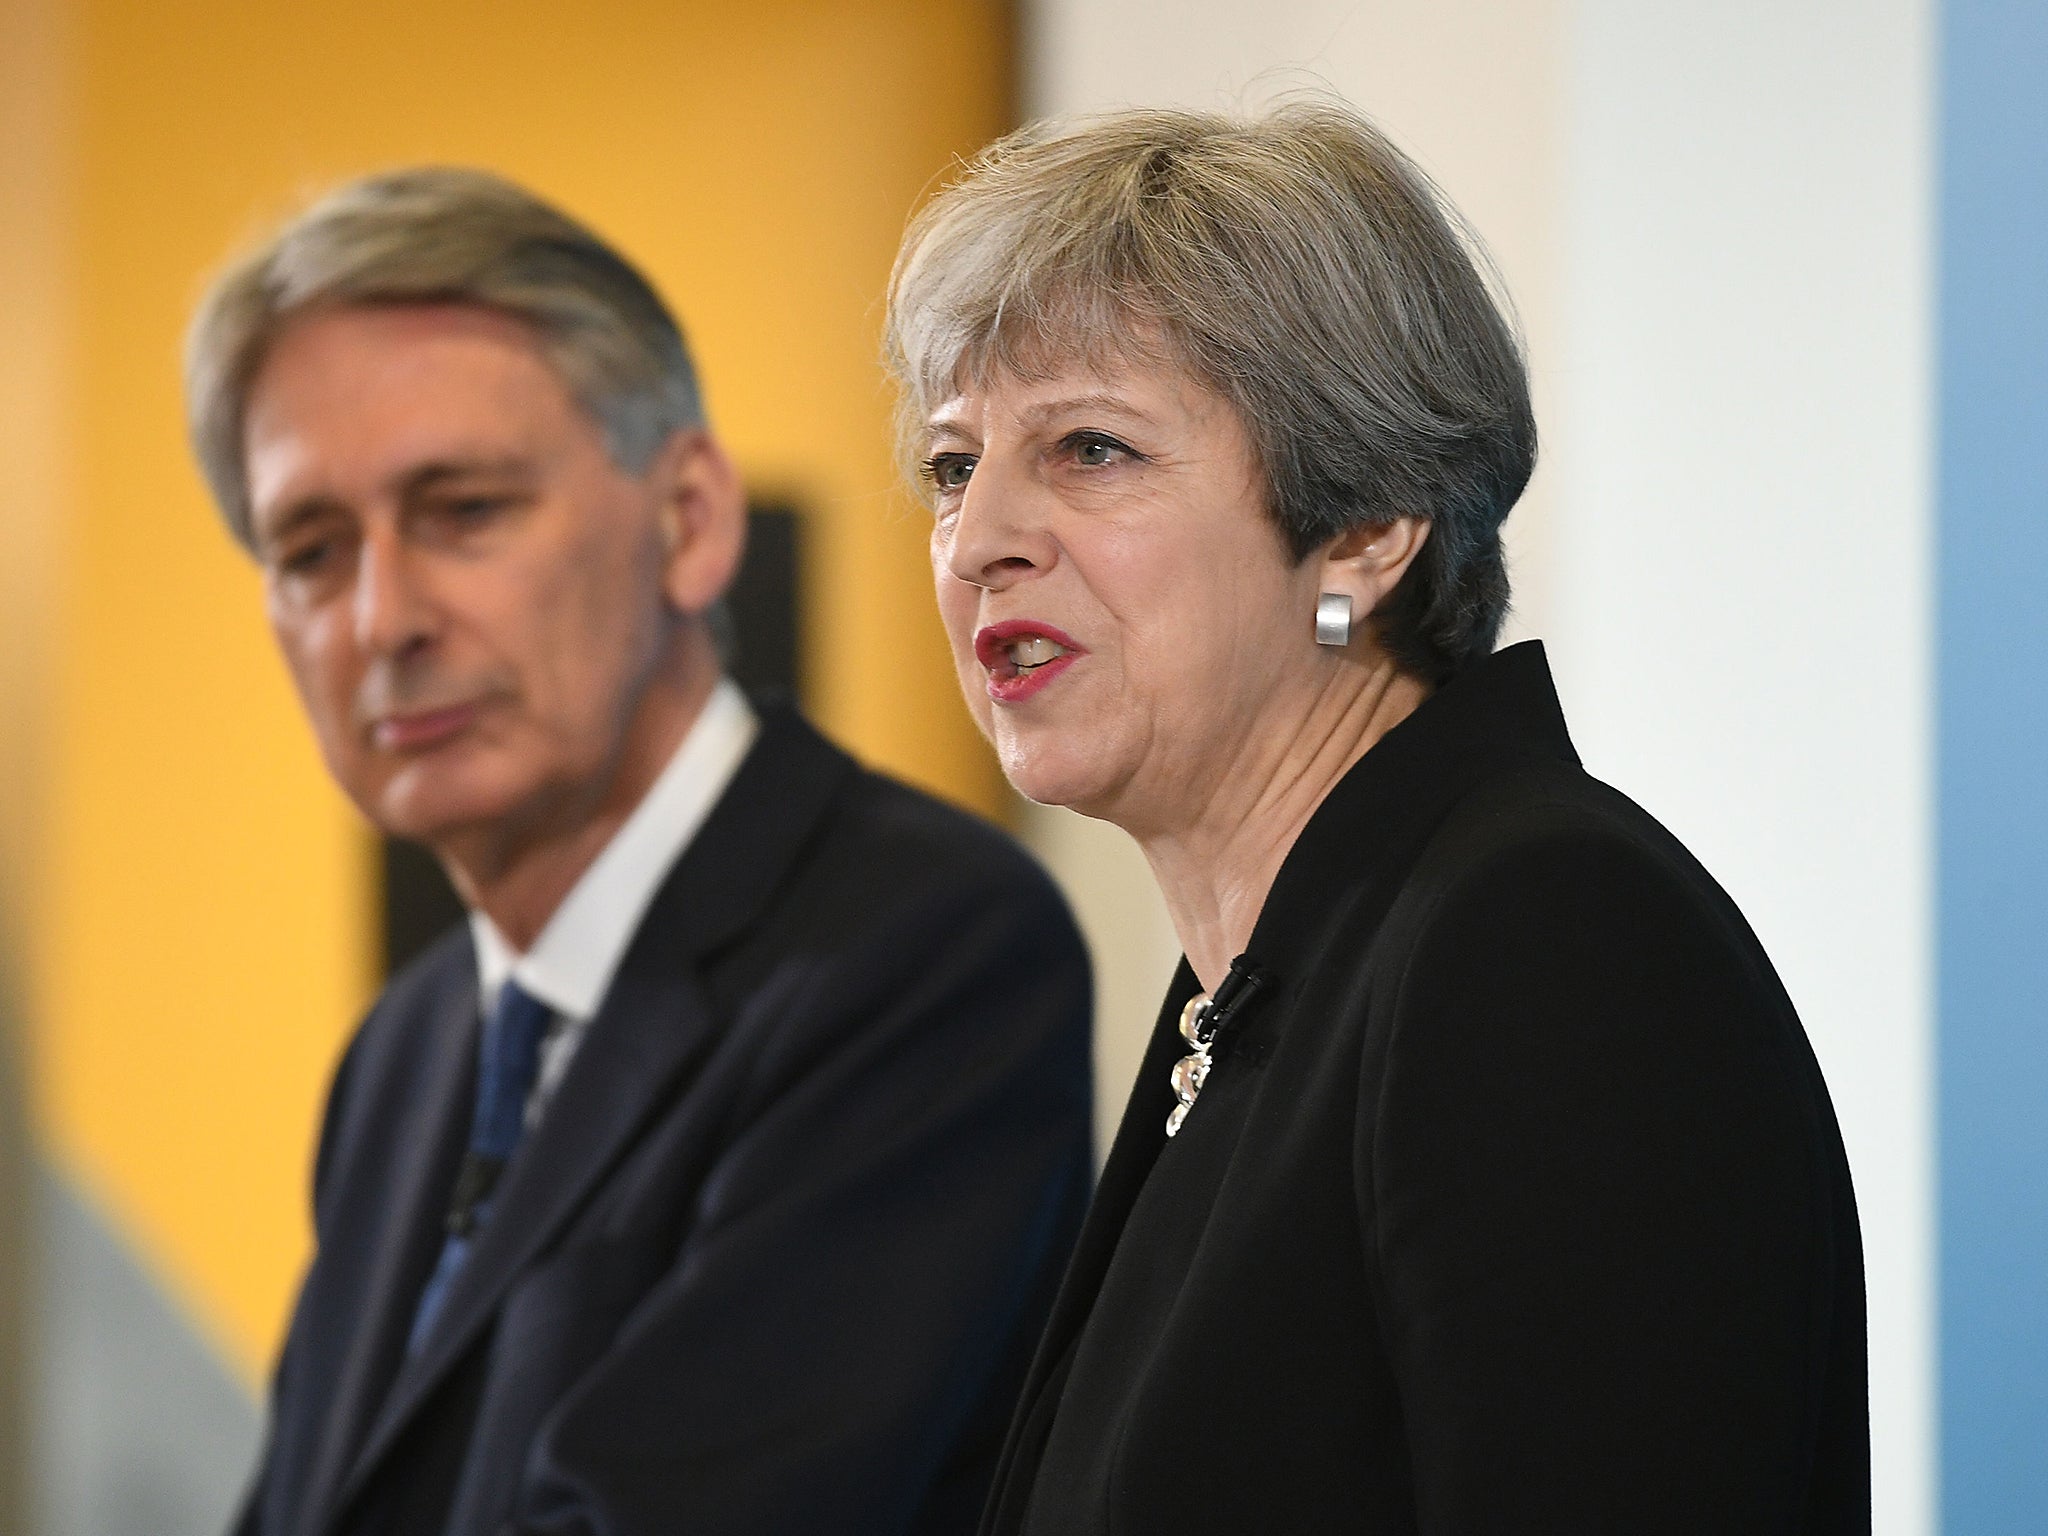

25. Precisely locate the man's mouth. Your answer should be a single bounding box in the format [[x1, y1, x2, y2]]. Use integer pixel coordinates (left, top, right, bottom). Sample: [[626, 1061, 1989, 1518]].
[[370, 700, 482, 752]]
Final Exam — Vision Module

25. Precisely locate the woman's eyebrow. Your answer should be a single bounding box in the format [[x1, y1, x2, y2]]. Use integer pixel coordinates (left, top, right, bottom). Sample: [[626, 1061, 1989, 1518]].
[[926, 390, 1157, 444], [1019, 392, 1151, 426]]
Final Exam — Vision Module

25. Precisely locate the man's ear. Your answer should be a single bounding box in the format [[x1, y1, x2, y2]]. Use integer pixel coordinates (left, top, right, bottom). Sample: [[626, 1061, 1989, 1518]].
[[650, 428, 748, 616], [1318, 515, 1431, 628]]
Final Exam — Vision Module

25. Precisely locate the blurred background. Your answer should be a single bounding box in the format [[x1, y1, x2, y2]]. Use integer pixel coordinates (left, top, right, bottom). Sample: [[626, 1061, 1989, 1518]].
[[0, 0, 2040, 1532]]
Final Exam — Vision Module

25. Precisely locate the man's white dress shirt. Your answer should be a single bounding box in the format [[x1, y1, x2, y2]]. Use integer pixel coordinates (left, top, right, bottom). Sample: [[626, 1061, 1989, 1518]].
[[468, 678, 758, 1126]]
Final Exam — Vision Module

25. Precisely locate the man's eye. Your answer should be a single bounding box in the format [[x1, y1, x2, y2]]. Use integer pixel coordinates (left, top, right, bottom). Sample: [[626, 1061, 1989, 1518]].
[[276, 540, 333, 578], [414, 494, 520, 544], [922, 454, 976, 492]]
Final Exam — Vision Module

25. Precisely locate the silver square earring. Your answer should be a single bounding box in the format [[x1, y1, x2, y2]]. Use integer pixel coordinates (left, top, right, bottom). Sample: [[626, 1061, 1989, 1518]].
[[1315, 592, 1353, 647]]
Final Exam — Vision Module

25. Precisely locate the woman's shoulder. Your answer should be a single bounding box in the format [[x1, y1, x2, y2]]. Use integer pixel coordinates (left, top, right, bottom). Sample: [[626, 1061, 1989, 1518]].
[[1331, 754, 1841, 1217], [1374, 756, 1780, 1001], [1418, 755, 1733, 906]]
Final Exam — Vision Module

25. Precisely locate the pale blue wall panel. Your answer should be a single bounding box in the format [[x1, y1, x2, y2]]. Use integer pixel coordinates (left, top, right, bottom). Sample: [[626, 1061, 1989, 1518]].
[[1937, 1, 2048, 1529]]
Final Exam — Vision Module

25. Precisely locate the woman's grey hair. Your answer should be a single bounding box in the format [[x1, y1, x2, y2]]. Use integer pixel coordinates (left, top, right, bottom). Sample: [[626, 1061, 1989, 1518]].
[[884, 101, 1536, 683], [186, 166, 703, 548]]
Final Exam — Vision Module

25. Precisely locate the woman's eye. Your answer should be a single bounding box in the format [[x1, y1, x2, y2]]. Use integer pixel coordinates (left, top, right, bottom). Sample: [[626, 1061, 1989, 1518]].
[[923, 454, 976, 492], [1066, 432, 1136, 468]]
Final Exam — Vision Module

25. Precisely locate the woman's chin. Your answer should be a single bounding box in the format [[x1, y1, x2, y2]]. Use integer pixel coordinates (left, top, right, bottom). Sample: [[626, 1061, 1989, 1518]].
[[996, 736, 1120, 816]]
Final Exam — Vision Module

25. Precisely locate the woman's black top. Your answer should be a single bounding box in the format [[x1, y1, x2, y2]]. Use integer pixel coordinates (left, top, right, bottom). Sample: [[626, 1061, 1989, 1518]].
[[983, 642, 1869, 1535]]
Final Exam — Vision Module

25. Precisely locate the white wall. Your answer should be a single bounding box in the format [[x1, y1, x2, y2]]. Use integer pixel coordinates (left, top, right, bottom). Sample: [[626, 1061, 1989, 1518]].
[[1021, 3, 1934, 1529], [1557, 7, 1932, 1527]]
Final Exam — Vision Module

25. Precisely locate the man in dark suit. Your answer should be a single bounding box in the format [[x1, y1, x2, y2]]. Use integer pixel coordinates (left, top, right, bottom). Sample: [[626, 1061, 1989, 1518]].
[[182, 167, 1092, 1536]]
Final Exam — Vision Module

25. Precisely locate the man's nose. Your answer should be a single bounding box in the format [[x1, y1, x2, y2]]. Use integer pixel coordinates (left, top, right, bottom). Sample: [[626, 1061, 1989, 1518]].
[[941, 460, 1056, 592], [352, 528, 436, 658]]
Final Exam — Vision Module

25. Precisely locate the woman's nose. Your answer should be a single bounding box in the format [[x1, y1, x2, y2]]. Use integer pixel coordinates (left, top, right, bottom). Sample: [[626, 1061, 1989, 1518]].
[[941, 461, 1055, 591]]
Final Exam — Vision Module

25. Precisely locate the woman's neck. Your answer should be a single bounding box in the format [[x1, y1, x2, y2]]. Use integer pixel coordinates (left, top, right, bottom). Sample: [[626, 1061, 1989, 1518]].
[[1133, 656, 1430, 992]]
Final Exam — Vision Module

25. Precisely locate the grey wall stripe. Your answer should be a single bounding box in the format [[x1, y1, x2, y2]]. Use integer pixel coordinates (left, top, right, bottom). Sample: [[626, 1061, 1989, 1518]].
[[0, 962, 30, 1536], [31, 1169, 258, 1536]]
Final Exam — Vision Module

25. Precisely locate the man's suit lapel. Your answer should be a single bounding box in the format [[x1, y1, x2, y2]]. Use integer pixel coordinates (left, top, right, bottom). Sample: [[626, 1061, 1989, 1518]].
[[300, 956, 480, 1534], [325, 703, 858, 1530], [332, 959, 727, 1522]]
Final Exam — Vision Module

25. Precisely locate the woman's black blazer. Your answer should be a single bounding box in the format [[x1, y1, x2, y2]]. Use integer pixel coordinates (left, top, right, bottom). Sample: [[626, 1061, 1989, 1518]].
[[983, 642, 1869, 1535]]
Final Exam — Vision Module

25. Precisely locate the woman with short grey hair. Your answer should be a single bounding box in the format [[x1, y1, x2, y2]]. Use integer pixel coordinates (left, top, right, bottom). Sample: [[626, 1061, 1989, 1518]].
[[888, 101, 1868, 1533]]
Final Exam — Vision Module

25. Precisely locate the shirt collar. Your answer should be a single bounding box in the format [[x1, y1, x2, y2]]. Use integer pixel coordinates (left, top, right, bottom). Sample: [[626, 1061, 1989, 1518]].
[[470, 678, 760, 1020]]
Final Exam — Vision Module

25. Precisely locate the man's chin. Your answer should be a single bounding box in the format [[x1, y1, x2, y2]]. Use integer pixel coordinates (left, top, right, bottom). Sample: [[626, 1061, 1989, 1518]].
[[365, 770, 525, 851]]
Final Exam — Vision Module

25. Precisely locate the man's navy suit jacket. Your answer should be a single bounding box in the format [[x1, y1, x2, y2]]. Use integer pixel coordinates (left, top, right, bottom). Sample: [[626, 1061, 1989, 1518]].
[[235, 703, 1094, 1536]]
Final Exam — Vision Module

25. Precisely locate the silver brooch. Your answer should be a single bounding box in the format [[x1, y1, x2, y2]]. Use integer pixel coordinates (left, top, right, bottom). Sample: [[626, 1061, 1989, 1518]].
[[1166, 992, 1215, 1137], [1163, 958, 1271, 1138]]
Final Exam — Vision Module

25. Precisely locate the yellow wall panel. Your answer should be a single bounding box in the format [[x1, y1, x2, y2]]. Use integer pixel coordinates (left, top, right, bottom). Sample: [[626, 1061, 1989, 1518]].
[[39, 0, 1012, 1380], [3, 0, 70, 1517], [1, 0, 66, 954]]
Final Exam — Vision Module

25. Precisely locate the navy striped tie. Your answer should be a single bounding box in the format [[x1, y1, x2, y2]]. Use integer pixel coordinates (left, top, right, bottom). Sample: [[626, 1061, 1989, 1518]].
[[407, 979, 553, 1354]]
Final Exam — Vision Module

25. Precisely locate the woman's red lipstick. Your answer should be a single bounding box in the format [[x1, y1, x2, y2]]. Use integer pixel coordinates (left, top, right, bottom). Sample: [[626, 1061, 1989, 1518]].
[[974, 621, 1086, 704]]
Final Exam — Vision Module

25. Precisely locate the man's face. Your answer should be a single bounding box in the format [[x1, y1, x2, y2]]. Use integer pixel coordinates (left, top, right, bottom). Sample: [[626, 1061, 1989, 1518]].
[[243, 303, 724, 852]]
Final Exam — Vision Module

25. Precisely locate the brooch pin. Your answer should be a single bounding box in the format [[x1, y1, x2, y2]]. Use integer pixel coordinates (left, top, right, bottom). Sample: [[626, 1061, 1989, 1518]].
[[1164, 957, 1270, 1138], [1166, 993, 1214, 1137]]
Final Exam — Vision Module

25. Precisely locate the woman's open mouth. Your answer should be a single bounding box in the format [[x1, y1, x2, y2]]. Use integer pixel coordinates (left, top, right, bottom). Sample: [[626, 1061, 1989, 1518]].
[[975, 621, 1086, 704]]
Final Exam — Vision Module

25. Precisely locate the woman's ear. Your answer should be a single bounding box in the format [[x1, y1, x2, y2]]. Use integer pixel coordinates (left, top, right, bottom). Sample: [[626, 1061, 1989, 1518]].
[[1319, 515, 1431, 624], [650, 428, 748, 617]]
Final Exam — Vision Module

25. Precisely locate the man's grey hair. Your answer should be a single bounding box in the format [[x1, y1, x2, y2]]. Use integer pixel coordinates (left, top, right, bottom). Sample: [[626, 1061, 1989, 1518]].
[[884, 101, 1536, 683], [186, 166, 704, 548]]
